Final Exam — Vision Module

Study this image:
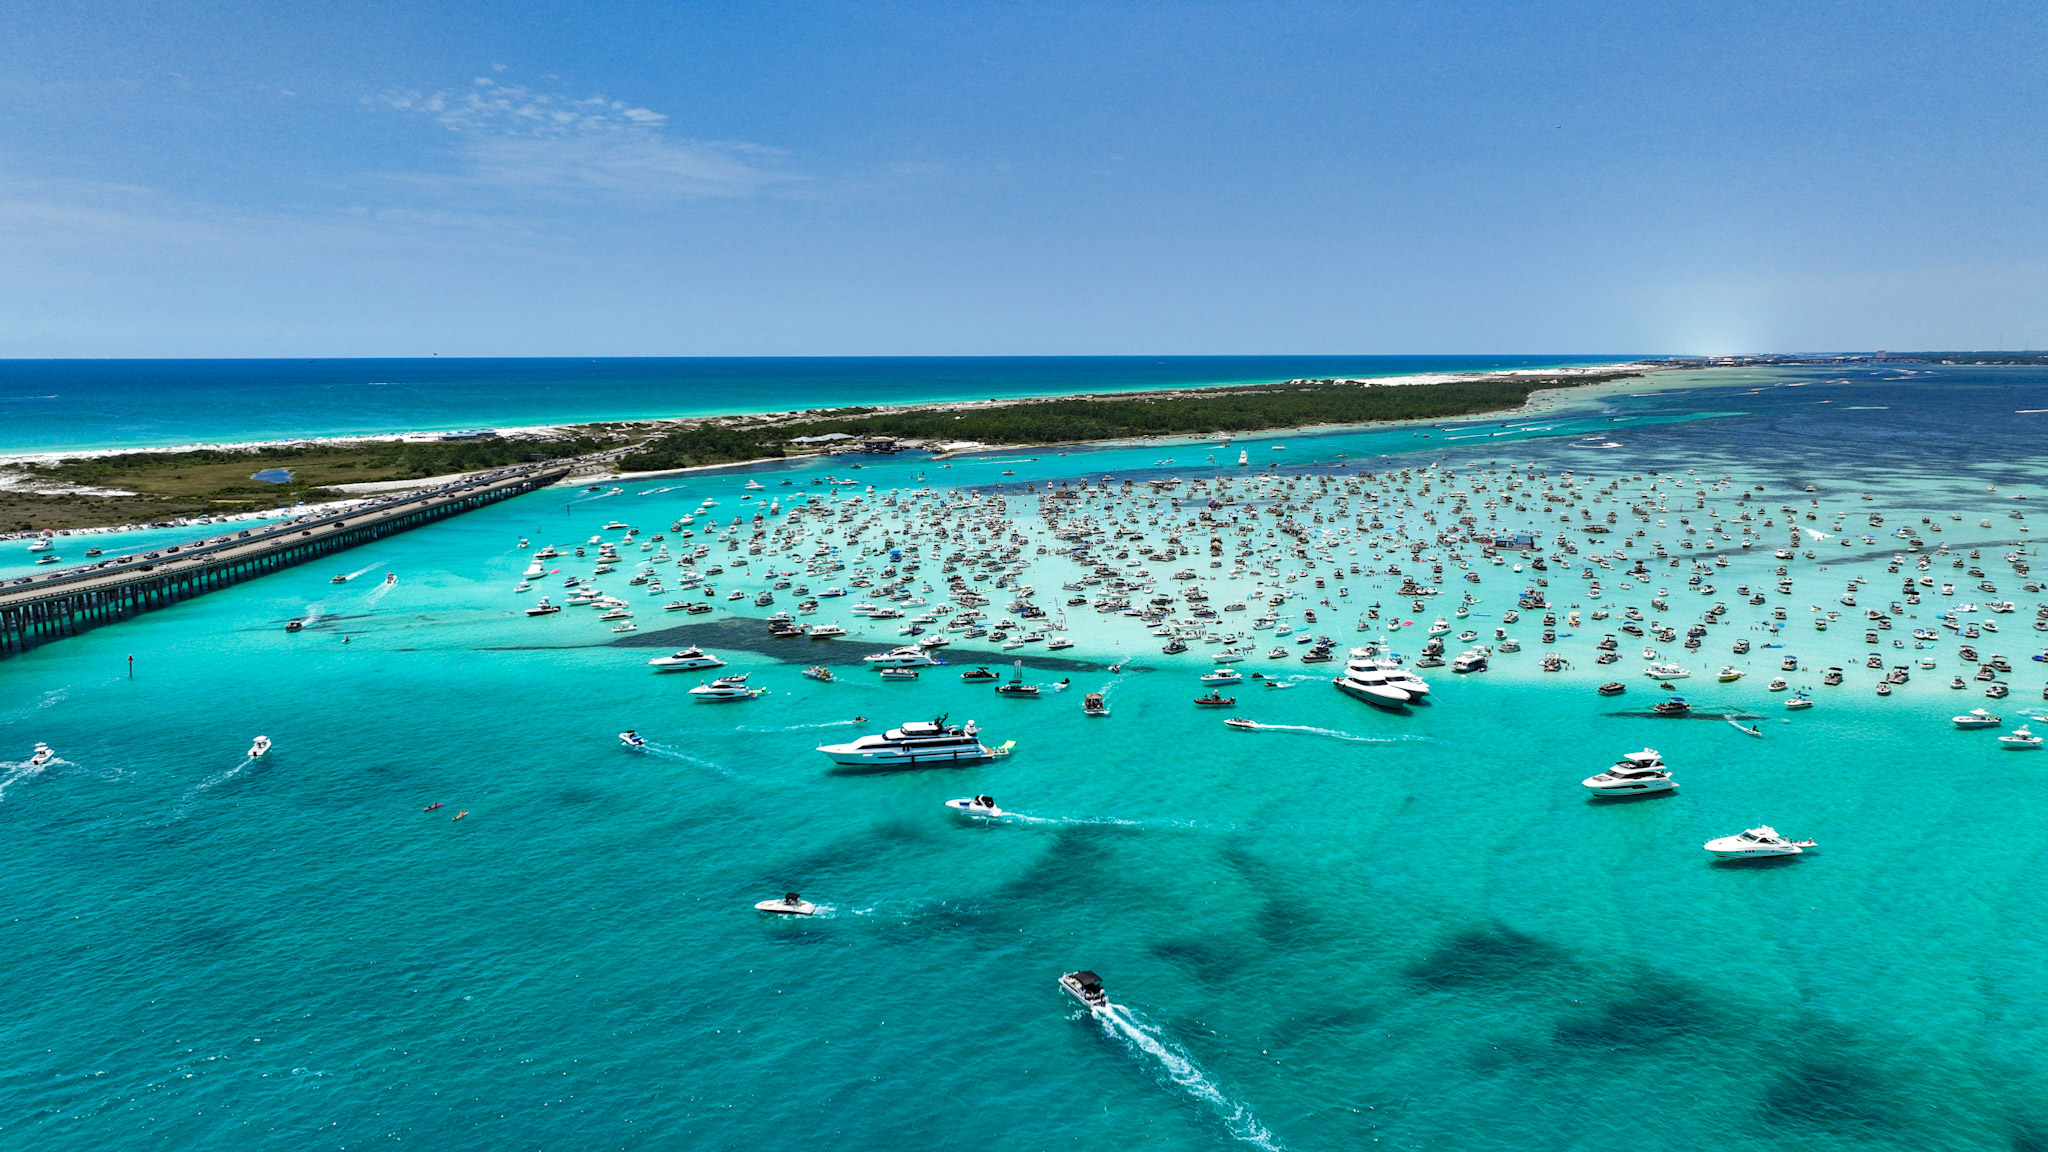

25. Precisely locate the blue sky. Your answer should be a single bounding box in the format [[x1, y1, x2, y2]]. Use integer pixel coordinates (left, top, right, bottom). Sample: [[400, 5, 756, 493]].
[[2, 1, 2043, 356]]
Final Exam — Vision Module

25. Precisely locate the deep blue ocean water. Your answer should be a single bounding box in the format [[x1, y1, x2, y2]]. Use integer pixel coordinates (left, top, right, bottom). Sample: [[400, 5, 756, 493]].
[[5, 363, 2048, 1151], [0, 356, 1630, 454]]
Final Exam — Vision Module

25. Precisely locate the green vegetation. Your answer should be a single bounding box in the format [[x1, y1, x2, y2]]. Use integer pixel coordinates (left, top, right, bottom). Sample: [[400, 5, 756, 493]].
[[3, 435, 606, 532], [615, 425, 788, 473], [774, 373, 1630, 446]]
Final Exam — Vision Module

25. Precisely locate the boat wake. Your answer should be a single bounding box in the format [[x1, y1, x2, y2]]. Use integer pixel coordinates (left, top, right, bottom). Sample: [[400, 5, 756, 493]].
[[1095, 1002, 1285, 1151], [341, 561, 383, 581], [640, 741, 741, 778], [734, 720, 858, 732], [363, 579, 397, 606], [0, 756, 61, 801], [1228, 721, 1406, 743]]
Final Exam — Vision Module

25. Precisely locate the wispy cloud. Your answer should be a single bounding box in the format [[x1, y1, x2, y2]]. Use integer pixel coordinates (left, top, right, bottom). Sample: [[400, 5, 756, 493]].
[[377, 77, 790, 201]]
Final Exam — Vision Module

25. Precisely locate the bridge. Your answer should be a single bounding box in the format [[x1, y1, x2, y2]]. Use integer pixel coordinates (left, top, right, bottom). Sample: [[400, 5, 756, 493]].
[[0, 462, 575, 657]]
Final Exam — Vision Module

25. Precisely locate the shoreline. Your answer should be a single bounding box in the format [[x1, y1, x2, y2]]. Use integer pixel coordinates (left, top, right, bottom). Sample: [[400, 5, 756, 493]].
[[0, 363, 1670, 537]]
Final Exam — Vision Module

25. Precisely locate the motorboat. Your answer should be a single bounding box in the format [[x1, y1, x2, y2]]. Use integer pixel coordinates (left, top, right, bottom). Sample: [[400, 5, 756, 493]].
[[1767, 677, 1788, 692], [247, 735, 271, 759], [879, 667, 920, 681], [1200, 669, 1243, 684], [27, 743, 53, 768], [524, 599, 561, 616], [1058, 970, 1110, 1011], [1953, 708, 2002, 729], [1450, 648, 1489, 673], [689, 675, 764, 702], [330, 573, 350, 584], [1785, 692, 1813, 710], [808, 623, 848, 639], [1225, 717, 1258, 730], [863, 645, 938, 668], [817, 716, 998, 766], [1718, 667, 1744, 683], [1999, 725, 2043, 749], [1194, 690, 1235, 706], [959, 666, 1000, 683], [995, 661, 1040, 697], [1083, 692, 1110, 716], [1376, 659, 1431, 698], [1703, 826, 1815, 859], [1581, 748, 1677, 796], [943, 794, 1004, 817], [648, 646, 725, 671], [1597, 682, 1626, 696], [619, 730, 647, 748], [1651, 697, 1691, 716], [755, 892, 817, 916], [1644, 662, 1689, 679], [802, 666, 834, 682]]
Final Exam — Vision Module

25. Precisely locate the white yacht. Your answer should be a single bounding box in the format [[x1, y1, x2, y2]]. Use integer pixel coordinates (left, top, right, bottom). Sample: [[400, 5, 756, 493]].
[[943, 794, 1004, 817], [1580, 748, 1677, 796], [1376, 658, 1431, 697], [648, 646, 725, 671], [689, 675, 763, 702], [1332, 652, 1412, 707], [1643, 662, 1690, 679], [1953, 708, 2003, 729], [1999, 725, 2043, 749], [755, 892, 816, 916], [817, 717, 998, 766], [863, 645, 939, 668], [1703, 826, 1815, 858]]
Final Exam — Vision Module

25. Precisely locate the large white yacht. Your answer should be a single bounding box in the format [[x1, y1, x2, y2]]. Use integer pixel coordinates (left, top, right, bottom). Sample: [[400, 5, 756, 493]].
[[1580, 748, 1677, 796], [817, 716, 997, 766], [647, 646, 726, 671], [689, 675, 763, 701], [863, 645, 939, 668], [1643, 662, 1690, 679], [1374, 658, 1431, 698], [1332, 650, 1413, 707], [1703, 826, 1815, 858]]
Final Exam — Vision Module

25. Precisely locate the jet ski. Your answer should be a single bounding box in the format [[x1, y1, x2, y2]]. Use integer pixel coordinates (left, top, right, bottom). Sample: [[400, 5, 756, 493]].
[[247, 735, 271, 759], [1058, 970, 1110, 1011], [944, 795, 1004, 817], [755, 892, 817, 916], [619, 730, 647, 749]]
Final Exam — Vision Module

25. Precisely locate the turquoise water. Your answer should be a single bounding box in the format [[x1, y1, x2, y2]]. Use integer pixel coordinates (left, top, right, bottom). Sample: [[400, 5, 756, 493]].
[[0, 356, 1631, 454], [7, 364, 2048, 1150]]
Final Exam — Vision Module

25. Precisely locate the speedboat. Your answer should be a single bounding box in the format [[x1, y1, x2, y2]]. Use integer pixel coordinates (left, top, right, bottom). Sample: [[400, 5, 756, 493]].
[[619, 730, 646, 748], [1225, 717, 1258, 730], [647, 646, 725, 671], [689, 675, 763, 702], [247, 735, 271, 759], [1581, 748, 1677, 796], [879, 667, 920, 680], [1953, 708, 2002, 729], [524, 598, 561, 616], [1058, 970, 1110, 1011], [27, 743, 53, 768], [1194, 690, 1235, 706], [817, 717, 998, 766], [1644, 662, 1690, 679], [863, 645, 938, 668], [943, 795, 1004, 817], [1718, 667, 1744, 683], [1767, 677, 1788, 692], [1703, 826, 1815, 859], [1200, 669, 1243, 684], [2000, 725, 2043, 749], [802, 666, 834, 682], [1785, 692, 1813, 710], [755, 892, 817, 916], [959, 666, 1000, 683]]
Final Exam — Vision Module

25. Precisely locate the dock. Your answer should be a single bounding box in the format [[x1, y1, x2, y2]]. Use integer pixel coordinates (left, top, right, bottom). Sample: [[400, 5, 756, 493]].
[[0, 462, 574, 657]]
